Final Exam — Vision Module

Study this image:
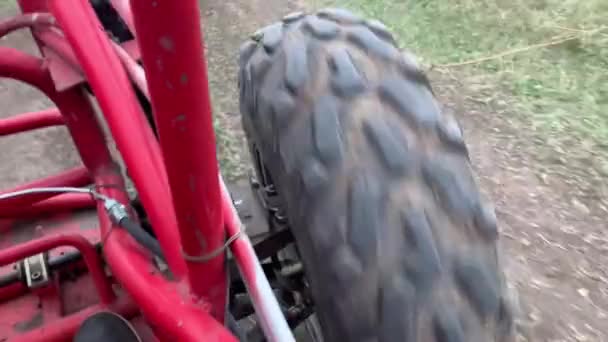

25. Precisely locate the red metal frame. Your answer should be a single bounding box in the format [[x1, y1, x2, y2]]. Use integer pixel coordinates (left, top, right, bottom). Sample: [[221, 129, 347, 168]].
[[130, 0, 227, 319], [0, 108, 63, 135], [0, 0, 294, 341]]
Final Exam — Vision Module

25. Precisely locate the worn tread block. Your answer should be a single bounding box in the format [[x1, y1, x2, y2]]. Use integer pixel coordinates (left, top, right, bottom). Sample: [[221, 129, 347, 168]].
[[271, 90, 296, 132], [401, 210, 442, 290], [399, 52, 434, 90], [348, 172, 383, 266], [363, 118, 409, 175], [474, 202, 499, 241], [238, 67, 252, 117], [255, 88, 275, 137], [328, 48, 366, 97], [437, 117, 468, 155], [249, 53, 272, 82], [261, 23, 283, 53], [379, 77, 440, 128], [283, 11, 305, 23], [301, 158, 329, 194], [329, 245, 364, 287], [284, 41, 309, 93], [348, 26, 399, 60], [421, 158, 479, 222], [303, 15, 340, 39], [318, 8, 363, 24], [433, 310, 465, 342], [380, 276, 417, 342], [239, 40, 258, 66], [365, 19, 396, 44], [312, 96, 344, 164], [454, 257, 500, 318]]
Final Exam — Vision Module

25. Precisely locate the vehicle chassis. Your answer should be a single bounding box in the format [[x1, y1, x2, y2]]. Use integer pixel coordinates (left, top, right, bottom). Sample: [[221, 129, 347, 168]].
[[0, 0, 297, 340]]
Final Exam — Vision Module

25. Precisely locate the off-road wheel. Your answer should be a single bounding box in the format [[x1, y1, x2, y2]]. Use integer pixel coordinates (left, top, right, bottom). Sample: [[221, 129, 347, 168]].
[[239, 8, 514, 341]]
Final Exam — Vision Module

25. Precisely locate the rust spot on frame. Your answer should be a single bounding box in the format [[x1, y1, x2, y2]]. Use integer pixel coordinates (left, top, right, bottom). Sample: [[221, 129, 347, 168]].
[[159, 36, 175, 52]]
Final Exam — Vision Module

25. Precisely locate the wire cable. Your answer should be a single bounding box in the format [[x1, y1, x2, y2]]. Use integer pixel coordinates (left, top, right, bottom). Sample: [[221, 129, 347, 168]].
[[0, 186, 110, 202]]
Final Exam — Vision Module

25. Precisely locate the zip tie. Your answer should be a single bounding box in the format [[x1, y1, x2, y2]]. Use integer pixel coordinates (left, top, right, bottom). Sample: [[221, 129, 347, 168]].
[[182, 224, 245, 263]]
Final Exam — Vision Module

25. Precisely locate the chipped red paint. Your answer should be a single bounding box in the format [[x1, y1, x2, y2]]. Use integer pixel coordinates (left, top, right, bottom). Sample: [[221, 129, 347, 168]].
[[130, 0, 227, 319]]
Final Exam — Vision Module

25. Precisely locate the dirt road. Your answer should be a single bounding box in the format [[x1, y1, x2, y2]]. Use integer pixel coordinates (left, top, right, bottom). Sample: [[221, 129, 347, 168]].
[[436, 72, 608, 341], [1, 1, 606, 341]]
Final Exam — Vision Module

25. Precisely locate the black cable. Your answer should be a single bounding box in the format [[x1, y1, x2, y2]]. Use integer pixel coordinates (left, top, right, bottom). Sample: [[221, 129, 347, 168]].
[[0, 269, 18, 287], [118, 217, 164, 259], [0, 246, 99, 288], [0, 219, 162, 288]]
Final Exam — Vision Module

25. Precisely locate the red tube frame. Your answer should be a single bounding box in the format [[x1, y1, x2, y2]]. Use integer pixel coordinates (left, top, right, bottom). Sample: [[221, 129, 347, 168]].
[[0, 12, 55, 37], [0, 108, 63, 135], [0, 0, 294, 340], [0, 166, 91, 208], [0, 193, 96, 218], [130, 0, 227, 319], [0, 234, 114, 304], [0, 45, 234, 341]]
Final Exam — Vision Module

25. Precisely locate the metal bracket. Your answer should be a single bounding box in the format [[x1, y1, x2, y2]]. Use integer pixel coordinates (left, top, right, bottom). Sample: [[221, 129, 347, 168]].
[[22, 253, 50, 289]]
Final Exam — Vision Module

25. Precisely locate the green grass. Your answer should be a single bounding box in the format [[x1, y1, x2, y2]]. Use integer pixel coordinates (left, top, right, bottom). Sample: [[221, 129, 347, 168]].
[[311, 0, 608, 164], [0, 0, 11, 9]]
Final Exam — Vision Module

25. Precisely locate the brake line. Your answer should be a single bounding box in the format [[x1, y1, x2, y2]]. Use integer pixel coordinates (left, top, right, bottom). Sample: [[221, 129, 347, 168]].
[[0, 186, 163, 269]]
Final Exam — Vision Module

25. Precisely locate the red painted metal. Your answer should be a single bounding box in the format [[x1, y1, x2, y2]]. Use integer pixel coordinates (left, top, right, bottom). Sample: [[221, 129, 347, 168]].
[[220, 177, 296, 341], [47, 0, 187, 277], [38, 30, 145, 94], [17, 0, 48, 13], [0, 47, 114, 174], [0, 282, 26, 303], [121, 40, 141, 60], [0, 166, 91, 208], [0, 108, 64, 136], [0, 12, 55, 38], [35, 29, 81, 70], [0, 193, 96, 218], [94, 171, 236, 341], [10, 296, 139, 342], [106, 26, 293, 338], [43, 46, 87, 92], [0, 45, 225, 340], [0, 44, 234, 339], [0, 234, 114, 304], [131, 0, 227, 319], [113, 41, 150, 98], [1, 0, 295, 339]]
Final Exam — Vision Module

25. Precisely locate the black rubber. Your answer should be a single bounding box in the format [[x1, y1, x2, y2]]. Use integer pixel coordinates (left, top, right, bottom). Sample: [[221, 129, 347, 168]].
[[73, 311, 140, 342], [118, 217, 164, 259], [239, 8, 514, 342]]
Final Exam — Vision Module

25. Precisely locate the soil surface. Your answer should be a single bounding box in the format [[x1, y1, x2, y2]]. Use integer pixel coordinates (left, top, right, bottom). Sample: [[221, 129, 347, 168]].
[[1, 1, 607, 341]]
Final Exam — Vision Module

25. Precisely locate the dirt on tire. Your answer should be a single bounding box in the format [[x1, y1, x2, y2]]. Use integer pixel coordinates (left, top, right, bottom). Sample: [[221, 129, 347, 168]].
[[238, 8, 514, 341]]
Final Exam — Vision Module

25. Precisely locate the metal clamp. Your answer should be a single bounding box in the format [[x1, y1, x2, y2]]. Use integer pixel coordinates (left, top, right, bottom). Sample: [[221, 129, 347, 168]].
[[22, 253, 50, 289]]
